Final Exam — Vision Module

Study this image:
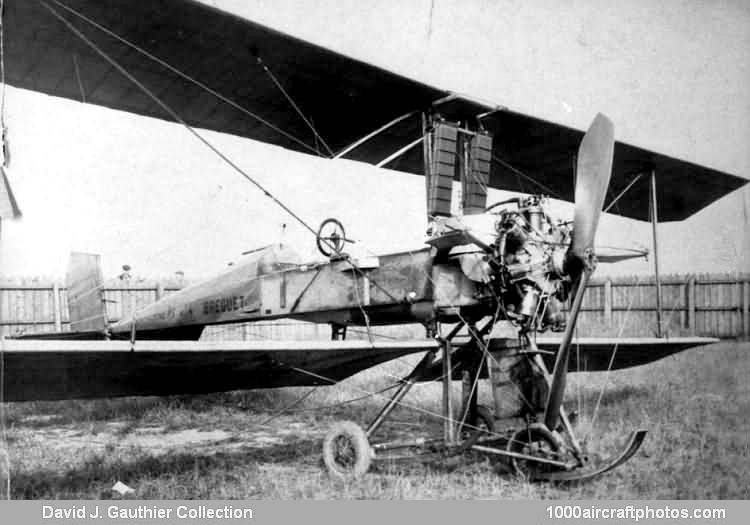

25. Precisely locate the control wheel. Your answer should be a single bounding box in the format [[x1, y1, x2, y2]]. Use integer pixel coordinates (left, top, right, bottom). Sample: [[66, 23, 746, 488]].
[[316, 218, 349, 258]]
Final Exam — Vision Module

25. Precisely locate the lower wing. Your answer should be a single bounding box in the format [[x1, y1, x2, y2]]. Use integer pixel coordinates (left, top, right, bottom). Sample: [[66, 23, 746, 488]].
[[0, 339, 432, 402], [535, 336, 719, 372], [1, 336, 717, 402]]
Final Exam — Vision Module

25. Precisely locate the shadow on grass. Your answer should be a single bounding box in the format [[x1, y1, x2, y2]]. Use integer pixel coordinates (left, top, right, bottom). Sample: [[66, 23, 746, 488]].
[[11, 438, 322, 499], [11, 432, 514, 499], [5, 390, 307, 429]]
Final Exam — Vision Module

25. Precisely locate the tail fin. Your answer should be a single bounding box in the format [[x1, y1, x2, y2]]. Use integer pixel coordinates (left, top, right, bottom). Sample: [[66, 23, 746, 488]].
[[66, 252, 108, 333]]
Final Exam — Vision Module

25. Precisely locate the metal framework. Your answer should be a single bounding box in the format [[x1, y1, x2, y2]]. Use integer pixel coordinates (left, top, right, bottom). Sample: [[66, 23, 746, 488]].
[[343, 325, 648, 482]]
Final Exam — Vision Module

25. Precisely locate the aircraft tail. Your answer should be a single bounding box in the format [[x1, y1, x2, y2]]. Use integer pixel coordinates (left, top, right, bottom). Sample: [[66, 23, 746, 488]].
[[66, 252, 109, 333]]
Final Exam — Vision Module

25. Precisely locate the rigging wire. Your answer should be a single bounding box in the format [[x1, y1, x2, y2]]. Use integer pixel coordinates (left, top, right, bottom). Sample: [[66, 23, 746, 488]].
[[46, 0, 323, 158], [492, 154, 563, 200], [0, 0, 5, 166], [284, 364, 488, 435], [256, 57, 334, 157], [256, 382, 402, 426], [256, 386, 321, 427], [350, 269, 373, 343], [586, 292, 635, 439], [0, 0, 11, 499], [41, 1, 319, 244], [398, 242, 540, 413], [28, 1, 625, 457], [280, 355, 548, 451], [41, 0, 399, 308]]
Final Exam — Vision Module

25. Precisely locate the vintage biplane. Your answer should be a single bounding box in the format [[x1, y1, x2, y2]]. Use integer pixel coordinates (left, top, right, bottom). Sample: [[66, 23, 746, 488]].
[[1, 0, 746, 481]]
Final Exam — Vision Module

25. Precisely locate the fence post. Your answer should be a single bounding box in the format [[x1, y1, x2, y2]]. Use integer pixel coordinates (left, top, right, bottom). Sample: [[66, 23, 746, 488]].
[[603, 279, 612, 326], [155, 282, 164, 302], [129, 284, 137, 319], [687, 276, 696, 336], [743, 279, 749, 341], [52, 282, 62, 331]]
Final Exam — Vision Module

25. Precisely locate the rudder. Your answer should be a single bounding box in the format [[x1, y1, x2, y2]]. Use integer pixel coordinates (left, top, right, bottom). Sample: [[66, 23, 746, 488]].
[[66, 252, 109, 333]]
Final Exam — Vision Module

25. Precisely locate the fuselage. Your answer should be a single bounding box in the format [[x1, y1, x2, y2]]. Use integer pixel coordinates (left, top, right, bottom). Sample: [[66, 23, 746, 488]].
[[110, 201, 574, 340], [108, 243, 481, 339]]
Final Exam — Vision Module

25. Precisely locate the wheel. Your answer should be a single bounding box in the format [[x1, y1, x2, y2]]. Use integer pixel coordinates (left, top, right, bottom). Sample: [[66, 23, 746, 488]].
[[458, 405, 495, 450], [507, 424, 563, 480], [316, 218, 347, 258], [322, 421, 372, 480]]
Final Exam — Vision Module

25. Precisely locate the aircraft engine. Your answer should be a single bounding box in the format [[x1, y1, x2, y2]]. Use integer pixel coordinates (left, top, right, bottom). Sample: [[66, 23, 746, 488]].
[[488, 195, 571, 332]]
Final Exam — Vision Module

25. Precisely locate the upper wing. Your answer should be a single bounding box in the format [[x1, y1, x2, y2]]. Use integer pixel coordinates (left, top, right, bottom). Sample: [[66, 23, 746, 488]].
[[6, 0, 746, 221], [6, 0, 440, 158]]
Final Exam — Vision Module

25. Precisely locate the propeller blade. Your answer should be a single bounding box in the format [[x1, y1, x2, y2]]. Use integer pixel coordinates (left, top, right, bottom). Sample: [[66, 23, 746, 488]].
[[569, 114, 614, 261], [543, 114, 614, 431], [543, 270, 591, 431]]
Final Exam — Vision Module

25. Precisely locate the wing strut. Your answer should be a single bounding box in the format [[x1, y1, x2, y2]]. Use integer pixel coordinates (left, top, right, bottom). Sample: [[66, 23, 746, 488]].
[[650, 170, 663, 337], [376, 137, 424, 168], [334, 110, 419, 159]]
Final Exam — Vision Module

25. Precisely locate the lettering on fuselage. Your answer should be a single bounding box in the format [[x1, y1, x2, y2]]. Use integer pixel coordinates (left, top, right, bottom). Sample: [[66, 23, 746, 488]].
[[202, 295, 249, 315]]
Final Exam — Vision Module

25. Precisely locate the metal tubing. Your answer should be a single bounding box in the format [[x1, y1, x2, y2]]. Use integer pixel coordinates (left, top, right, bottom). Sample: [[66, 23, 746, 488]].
[[371, 437, 443, 452], [366, 348, 437, 438], [445, 321, 466, 342], [366, 378, 415, 438], [650, 171, 663, 337], [442, 340, 455, 445], [470, 445, 571, 469], [458, 322, 487, 428], [459, 366, 479, 429], [543, 270, 591, 431], [334, 110, 418, 159], [376, 137, 424, 168], [531, 353, 583, 459]]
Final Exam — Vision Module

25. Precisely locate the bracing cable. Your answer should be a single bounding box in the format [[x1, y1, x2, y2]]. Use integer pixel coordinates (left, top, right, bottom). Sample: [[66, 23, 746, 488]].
[[47, 0, 323, 158], [0, 0, 11, 499], [40, 0, 399, 308]]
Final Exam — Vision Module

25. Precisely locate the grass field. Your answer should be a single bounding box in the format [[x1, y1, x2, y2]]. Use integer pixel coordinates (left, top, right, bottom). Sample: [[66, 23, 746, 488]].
[[1, 341, 748, 499]]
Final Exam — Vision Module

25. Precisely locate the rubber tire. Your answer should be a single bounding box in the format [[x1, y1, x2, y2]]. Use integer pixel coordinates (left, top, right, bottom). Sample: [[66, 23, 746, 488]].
[[507, 424, 562, 480], [322, 421, 372, 481]]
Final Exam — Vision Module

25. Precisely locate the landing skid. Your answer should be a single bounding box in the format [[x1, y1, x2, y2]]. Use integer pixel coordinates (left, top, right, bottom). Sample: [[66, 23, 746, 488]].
[[532, 429, 648, 482]]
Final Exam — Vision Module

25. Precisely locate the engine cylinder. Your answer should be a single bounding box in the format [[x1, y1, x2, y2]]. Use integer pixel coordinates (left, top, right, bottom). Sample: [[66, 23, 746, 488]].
[[518, 285, 540, 318]]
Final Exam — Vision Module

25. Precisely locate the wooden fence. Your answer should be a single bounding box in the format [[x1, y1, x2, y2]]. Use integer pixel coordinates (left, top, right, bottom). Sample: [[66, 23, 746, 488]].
[[0, 274, 748, 340]]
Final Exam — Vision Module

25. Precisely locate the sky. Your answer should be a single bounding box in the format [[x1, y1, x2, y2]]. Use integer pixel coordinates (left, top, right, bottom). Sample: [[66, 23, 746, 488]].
[[0, 0, 748, 280]]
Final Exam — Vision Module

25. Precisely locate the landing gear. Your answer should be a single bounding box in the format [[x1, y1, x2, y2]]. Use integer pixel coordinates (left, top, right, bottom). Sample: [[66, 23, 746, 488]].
[[458, 405, 495, 450], [321, 325, 646, 482], [322, 421, 372, 480], [507, 424, 564, 480]]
